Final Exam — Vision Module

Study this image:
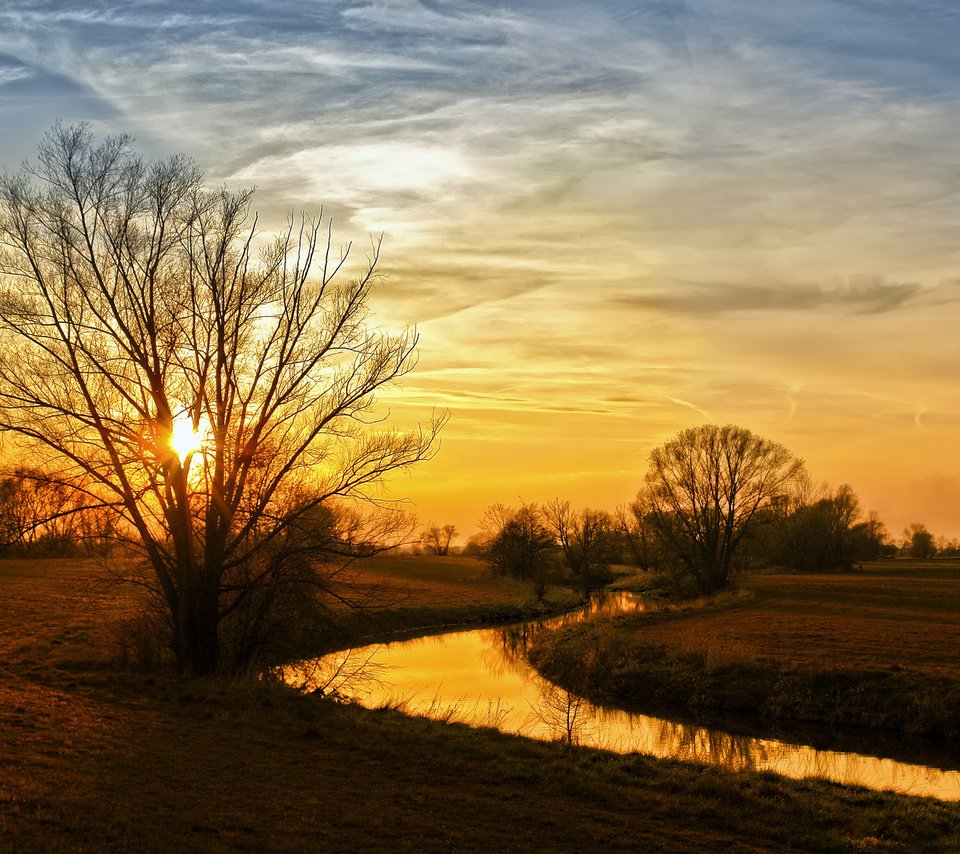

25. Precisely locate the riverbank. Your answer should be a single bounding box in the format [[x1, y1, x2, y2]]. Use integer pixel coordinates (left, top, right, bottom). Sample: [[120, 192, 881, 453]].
[[3, 557, 960, 851], [528, 561, 960, 739], [285, 553, 586, 655]]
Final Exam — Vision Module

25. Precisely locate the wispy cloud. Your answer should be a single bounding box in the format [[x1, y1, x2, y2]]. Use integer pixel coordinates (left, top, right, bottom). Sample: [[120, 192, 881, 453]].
[[0, 61, 31, 86], [616, 277, 927, 315], [2, 1, 960, 534]]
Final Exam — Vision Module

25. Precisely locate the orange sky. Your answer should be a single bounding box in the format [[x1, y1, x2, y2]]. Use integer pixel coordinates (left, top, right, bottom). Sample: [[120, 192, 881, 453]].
[[2, 2, 959, 542]]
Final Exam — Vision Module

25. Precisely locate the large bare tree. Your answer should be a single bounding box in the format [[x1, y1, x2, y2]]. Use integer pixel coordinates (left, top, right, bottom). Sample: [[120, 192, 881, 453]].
[[0, 124, 441, 673], [644, 424, 804, 593]]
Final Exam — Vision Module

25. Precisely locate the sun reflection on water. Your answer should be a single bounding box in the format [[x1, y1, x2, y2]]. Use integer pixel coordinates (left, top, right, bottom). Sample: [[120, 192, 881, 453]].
[[283, 593, 960, 802]]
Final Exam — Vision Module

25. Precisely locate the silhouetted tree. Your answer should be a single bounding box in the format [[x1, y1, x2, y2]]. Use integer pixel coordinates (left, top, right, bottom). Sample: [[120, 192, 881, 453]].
[[905, 523, 936, 559], [0, 470, 68, 551], [644, 424, 804, 593], [936, 536, 960, 557], [421, 523, 457, 556], [849, 511, 892, 561], [0, 468, 113, 555], [616, 493, 667, 573], [533, 679, 586, 746], [0, 124, 441, 673], [542, 499, 614, 588], [481, 503, 556, 599], [769, 484, 862, 572]]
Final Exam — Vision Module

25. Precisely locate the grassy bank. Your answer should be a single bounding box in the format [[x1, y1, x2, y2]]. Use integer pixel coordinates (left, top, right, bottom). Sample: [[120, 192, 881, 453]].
[[3, 558, 960, 851], [305, 553, 583, 652], [528, 562, 960, 738]]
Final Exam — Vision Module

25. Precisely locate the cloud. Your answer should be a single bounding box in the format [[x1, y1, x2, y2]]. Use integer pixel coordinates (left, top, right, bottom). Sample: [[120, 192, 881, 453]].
[[615, 277, 927, 316], [0, 60, 31, 86], [4, 1, 960, 534]]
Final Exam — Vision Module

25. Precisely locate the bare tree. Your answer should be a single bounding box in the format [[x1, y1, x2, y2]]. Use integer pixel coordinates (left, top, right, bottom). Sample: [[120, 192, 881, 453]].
[[420, 522, 457, 556], [0, 469, 70, 550], [0, 124, 442, 673], [905, 523, 936, 559], [480, 503, 556, 599], [532, 679, 586, 746], [616, 493, 663, 573], [855, 510, 891, 560], [644, 424, 804, 593], [542, 499, 613, 588], [768, 483, 862, 572]]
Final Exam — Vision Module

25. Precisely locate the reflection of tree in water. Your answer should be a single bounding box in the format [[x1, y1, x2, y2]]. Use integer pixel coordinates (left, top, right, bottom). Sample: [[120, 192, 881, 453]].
[[581, 590, 650, 619], [530, 678, 586, 745], [274, 645, 389, 700], [277, 632, 960, 800], [655, 719, 770, 771], [500, 622, 546, 659], [476, 624, 546, 679], [483, 591, 652, 678]]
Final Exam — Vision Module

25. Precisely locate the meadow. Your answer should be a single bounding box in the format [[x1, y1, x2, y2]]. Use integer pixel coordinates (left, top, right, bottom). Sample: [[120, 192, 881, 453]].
[[530, 561, 960, 738], [2, 557, 960, 851], [300, 553, 582, 651]]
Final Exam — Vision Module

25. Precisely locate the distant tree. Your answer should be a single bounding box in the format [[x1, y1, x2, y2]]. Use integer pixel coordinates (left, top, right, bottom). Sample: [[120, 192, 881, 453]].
[[936, 536, 960, 558], [462, 533, 489, 557], [0, 124, 441, 674], [0, 472, 46, 549], [421, 523, 458, 556], [644, 424, 805, 594], [849, 511, 892, 561], [0, 470, 68, 551], [480, 503, 557, 599], [771, 484, 861, 572], [905, 524, 936, 559], [0, 468, 113, 555], [542, 499, 614, 588]]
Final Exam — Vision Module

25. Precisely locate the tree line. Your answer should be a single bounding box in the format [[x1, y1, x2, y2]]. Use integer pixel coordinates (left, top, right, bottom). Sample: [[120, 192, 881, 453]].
[[0, 469, 114, 556], [0, 126, 951, 676], [449, 424, 946, 599]]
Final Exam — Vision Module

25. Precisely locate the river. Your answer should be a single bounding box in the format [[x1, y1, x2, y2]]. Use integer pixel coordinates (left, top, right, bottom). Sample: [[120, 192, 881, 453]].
[[280, 591, 960, 801]]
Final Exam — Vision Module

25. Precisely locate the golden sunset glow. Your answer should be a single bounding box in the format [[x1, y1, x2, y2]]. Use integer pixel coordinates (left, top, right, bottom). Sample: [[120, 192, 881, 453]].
[[169, 413, 205, 462], [5, 7, 960, 851], [286, 621, 960, 801], [3, 4, 959, 542]]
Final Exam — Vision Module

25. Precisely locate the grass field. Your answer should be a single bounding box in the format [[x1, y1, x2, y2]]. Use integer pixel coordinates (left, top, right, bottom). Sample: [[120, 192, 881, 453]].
[[3, 557, 960, 852], [624, 562, 960, 676], [290, 553, 583, 653], [530, 561, 960, 739]]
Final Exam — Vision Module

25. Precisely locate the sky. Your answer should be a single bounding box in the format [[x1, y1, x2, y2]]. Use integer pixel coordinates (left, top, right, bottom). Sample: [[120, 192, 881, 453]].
[[1, 0, 960, 543]]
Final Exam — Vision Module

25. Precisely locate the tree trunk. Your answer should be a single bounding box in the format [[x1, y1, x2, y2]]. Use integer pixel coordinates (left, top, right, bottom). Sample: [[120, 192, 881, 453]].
[[174, 594, 220, 675]]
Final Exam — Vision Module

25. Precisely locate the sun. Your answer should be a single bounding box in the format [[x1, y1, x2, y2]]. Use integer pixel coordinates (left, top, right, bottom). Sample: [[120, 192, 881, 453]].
[[170, 413, 205, 461]]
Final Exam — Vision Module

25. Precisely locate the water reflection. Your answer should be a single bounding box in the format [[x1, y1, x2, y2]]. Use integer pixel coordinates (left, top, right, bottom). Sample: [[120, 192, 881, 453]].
[[283, 591, 960, 801], [532, 682, 586, 746]]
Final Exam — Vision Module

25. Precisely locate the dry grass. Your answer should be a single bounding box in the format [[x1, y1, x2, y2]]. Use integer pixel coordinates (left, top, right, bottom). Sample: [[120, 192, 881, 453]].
[[341, 553, 550, 610], [530, 561, 960, 739], [2, 557, 960, 852], [629, 562, 960, 677], [304, 553, 582, 652]]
